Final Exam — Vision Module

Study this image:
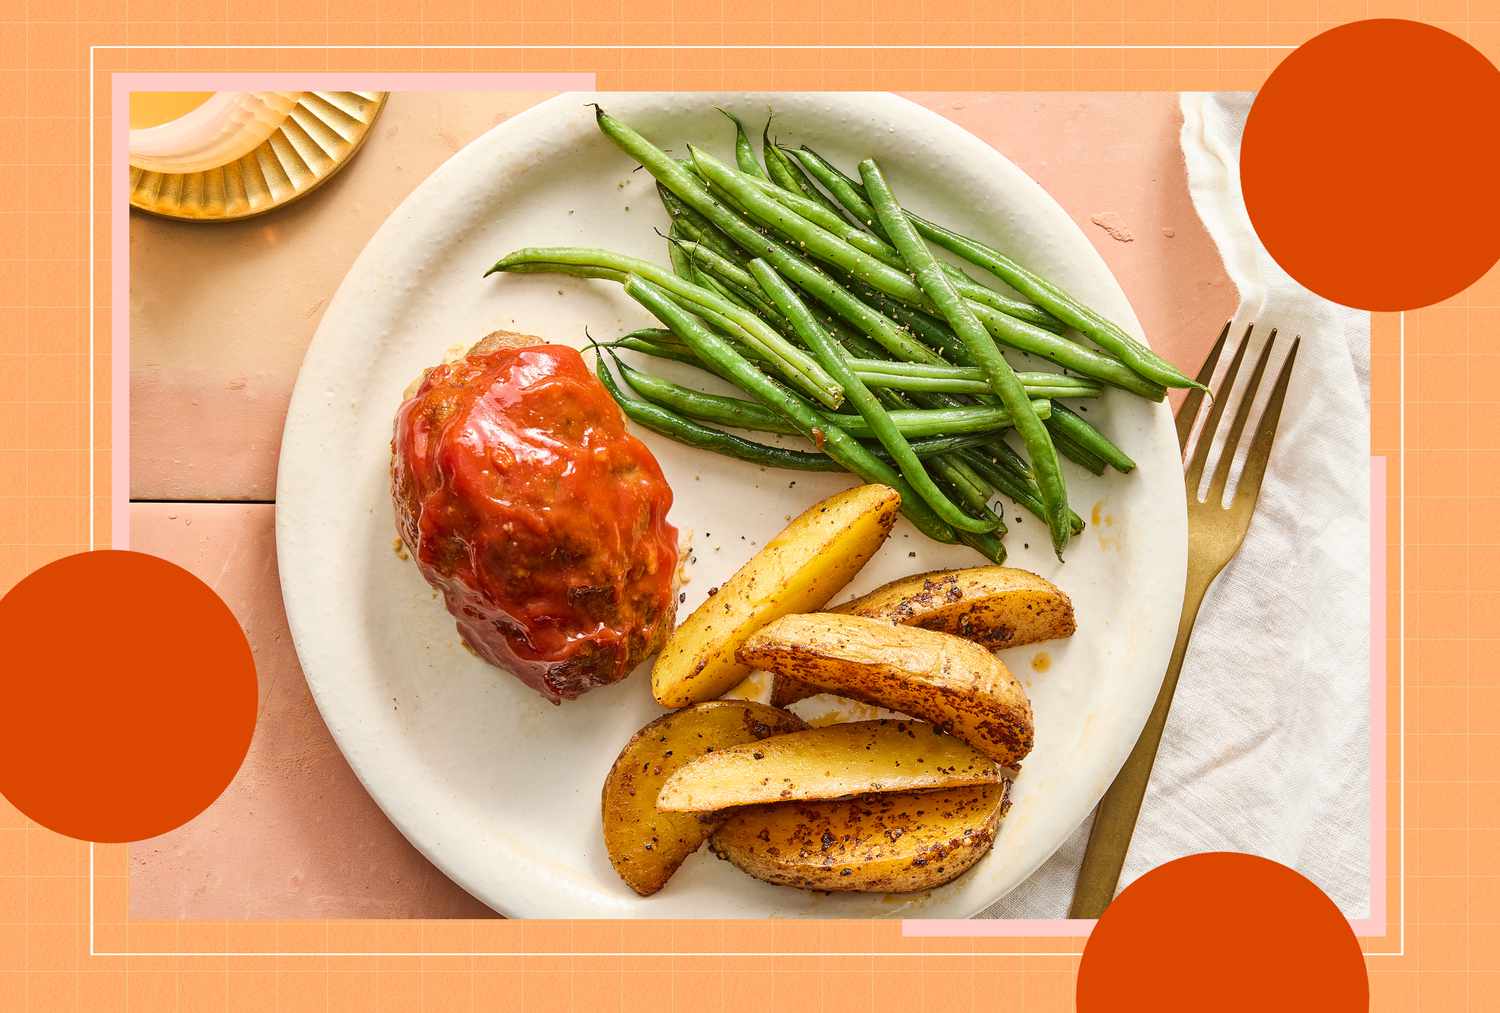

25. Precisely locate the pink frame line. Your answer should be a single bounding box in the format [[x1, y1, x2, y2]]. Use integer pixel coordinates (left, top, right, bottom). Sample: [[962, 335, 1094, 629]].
[[106, 74, 1388, 944]]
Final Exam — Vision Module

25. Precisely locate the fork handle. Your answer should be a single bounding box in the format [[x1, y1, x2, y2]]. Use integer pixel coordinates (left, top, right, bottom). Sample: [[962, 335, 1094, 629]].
[[1068, 566, 1216, 919]]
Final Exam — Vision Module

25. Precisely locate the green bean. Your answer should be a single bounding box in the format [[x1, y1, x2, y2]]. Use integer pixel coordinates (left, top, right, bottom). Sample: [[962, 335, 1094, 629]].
[[857, 291, 976, 362], [624, 274, 957, 544], [718, 108, 765, 179], [667, 236, 771, 312], [875, 401, 1047, 434], [806, 297, 1087, 526], [605, 336, 704, 369], [865, 382, 1024, 560], [693, 177, 971, 369], [855, 372, 1090, 400], [736, 165, 893, 254], [607, 332, 789, 392], [787, 152, 1171, 399], [657, 184, 747, 264], [740, 169, 903, 265], [714, 174, 1158, 396], [872, 373, 1038, 479], [1017, 376, 1105, 398], [666, 224, 699, 281], [627, 272, 1032, 524], [676, 236, 882, 361], [612, 319, 786, 380], [874, 327, 1089, 532], [842, 265, 1165, 399], [615, 358, 803, 435], [929, 455, 1003, 525], [960, 448, 1086, 535], [862, 157, 1071, 556], [777, 258, 946, 366], [693, 146, 1063, 332], [594, 350, 850, 471], [732, 162, 1062, 331], [887, 433, 1007, 460], [486, 245, 844, 408], [789, 146, 886, 237], [612, 357, 1034, 440], [602, 351, 1002, 474], [990, 438, 1039, 485], [796, 145, 1199, 391], [622, 326, 682, 345], [595, 109, 951, 372], [668, 250, 763, 321], [748, 258, 997, 533], [856, 373, 1005, 396], [938, 481, 1008, 562], [609, 110, 1139, 401], [849, 359, 1103, 398], [858, 377, 1012, 562], [695, 269, 763, 317], [724, 154, 1041, 323], [844, 172, 1068, 479], [852, 359, 1103, 394], [762, 124, 846, 219], [921, 228, 1198, 391], [671, 216, 752, 274], [1048, 402, 1136, 473], [1049, 425, 1108, 475], [614, 330, 1030, 505], [843, 358, 977, 380], [958, 531, 1007, 564]]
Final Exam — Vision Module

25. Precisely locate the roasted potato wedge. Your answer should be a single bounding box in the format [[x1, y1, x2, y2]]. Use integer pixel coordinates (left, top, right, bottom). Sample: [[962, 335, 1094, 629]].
[[651, 484, 900, 708], [772, 566, 1074, 708], [601, 701, 805, 896], [740, 613, 1034, 767], [841, 566, 1075, 646], [655, 719, 999, 813], [710, 782, 1011, 893]]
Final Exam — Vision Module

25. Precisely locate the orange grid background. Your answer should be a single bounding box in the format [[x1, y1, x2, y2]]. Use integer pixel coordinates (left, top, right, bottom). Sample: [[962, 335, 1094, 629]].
[[1, 1, 1496, 1010]]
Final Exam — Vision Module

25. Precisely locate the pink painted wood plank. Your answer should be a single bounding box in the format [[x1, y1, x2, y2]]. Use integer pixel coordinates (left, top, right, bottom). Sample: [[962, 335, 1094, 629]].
[[130, 92, 1235, 503], [127, 502, 493, 919]]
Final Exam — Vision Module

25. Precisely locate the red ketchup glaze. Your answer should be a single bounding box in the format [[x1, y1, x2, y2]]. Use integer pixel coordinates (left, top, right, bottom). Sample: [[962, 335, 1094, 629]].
[[391, 344, 679, 703]]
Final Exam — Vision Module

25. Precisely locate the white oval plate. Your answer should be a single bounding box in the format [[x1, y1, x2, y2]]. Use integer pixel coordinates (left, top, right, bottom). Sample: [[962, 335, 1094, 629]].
[[276, 92, 1186, 919]]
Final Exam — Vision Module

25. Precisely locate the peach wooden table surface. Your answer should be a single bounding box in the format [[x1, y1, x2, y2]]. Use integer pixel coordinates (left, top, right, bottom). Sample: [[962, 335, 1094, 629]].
[[127, 91, 1236, 919]]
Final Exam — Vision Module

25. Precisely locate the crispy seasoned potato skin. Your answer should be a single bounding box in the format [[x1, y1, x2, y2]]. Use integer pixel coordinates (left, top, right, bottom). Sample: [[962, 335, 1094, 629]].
[[655, 719, 999, 813], [710, 782, 1011, 892], [601, 701, 805, 896], [651, 484, 900, 708], [841, 566, 1075, 647], [740, 613, 1034, 767], [772, 566, 1074, 707]]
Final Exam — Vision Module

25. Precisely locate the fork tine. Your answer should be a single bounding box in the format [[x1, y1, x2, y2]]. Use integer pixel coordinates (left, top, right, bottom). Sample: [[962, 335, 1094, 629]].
[[1205, 332, 1278, 506], [1230, 336, 1301, 510], [1184, 331, 1252, 488], [1175, 320, 1231, 449]]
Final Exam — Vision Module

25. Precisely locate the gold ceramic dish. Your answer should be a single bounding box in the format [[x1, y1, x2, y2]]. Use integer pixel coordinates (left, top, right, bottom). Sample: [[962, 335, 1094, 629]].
[[129, 91, 388, 222]]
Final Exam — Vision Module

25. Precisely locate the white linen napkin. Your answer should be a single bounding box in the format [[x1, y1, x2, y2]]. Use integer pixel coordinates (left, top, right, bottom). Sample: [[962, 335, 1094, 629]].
[[984, 92, 1371, 920]]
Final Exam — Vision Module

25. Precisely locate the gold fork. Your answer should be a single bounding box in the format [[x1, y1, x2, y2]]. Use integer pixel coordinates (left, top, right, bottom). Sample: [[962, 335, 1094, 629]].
[[1069, 323, 1302, 919]]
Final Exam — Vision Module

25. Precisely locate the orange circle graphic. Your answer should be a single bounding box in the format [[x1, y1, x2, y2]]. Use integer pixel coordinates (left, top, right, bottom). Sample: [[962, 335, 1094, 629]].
[[0, 550, 257, 843], [1241, 19, 1500, 311], [1077, 853, 1368, 1012]]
